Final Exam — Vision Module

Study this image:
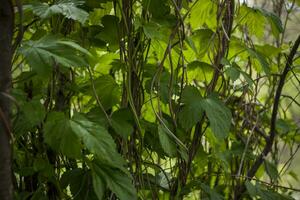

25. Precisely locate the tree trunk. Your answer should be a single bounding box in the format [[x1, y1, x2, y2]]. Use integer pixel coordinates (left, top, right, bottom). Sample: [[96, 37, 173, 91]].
[[0, 1, 14, 199]]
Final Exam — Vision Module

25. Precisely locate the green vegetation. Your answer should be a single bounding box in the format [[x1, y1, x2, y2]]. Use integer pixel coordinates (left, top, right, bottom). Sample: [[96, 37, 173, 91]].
[[1, 0, 300, 199]]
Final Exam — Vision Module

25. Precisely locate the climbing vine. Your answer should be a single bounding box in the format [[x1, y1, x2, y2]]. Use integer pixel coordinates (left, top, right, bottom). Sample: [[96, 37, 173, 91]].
[[1, 0, 300, 199]]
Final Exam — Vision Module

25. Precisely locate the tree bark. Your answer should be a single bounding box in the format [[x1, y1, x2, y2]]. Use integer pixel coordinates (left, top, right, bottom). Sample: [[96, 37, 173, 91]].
[[0, 1, 14, 199]]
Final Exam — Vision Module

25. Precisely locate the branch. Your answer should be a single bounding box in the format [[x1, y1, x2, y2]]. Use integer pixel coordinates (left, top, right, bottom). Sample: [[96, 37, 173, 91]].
[[235, 34, 300, 199]]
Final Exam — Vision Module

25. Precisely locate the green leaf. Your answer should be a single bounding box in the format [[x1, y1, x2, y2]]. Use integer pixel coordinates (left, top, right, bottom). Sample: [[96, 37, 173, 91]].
[[178, 86, 203, 130], [201, 97, 231, 139], [19, 35, 90, 76], [142, 0, 170, 19], [189, 0, 217, 30], [240, 71, 255, 87], [225, 62, 240, 82], [111, 108, 134, 138], [264, 161, 279, 181], [97, 15, 119, 50], [187, 61, 214, 83], [245, 181, 259, 198], [71, 114, 125, 167], [247, 48, 270, 74], [237, 5, 266, 38], [92, 171, 105, 200], [92, 160, 137, 200], [188, 29, 215, 58], [14, 100, 45, 135], [158, 124, 177, 157], [258, 8, 283, 38], [255, 44, 282, 58], [61, 169, 98, 200], [245, 181, 293, 200], [143, 21, 170, 41], [44, 112, 82, 158], [29, 0, 89, 24], [92, 75, 121, 109], [199, 183, 223, 200]]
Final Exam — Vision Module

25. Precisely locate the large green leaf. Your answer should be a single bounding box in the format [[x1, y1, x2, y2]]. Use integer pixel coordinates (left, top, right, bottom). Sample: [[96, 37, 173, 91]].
[[187, 61, 214, 83], [44, 112, 82, 158], [19, 35, 90, 76], [201, 97, 231, 139], [187, 29, 215, 58], [92, 160, 137, 200], [178, 86, 203, 130], [237, 5, 266, 38], [60, 169, 98, 200], [92, 75, 121, 109], [14, 100, 46, 136], [189, 0, 217, 30], [91, 170, 105, 200], [143, 21, 170, 41], [258, 8, 284, 38], [28, 0, 89, 24], [97, 15, 119, 50], [142, 0, 170, 19], [71, 114, 125, 167], [111, 108, 134, 139]]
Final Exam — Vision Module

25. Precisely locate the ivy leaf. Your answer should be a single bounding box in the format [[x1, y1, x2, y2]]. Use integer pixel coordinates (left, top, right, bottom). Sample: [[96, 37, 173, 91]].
[[201, 97, 231, 139], [178, 86, 203, 130], [28, 0, 89, 24], [44, 112, 82, 159]]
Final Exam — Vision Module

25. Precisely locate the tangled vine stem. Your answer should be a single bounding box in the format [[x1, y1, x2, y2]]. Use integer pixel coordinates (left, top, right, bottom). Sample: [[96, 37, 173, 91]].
[[235, 34, 300, 199]]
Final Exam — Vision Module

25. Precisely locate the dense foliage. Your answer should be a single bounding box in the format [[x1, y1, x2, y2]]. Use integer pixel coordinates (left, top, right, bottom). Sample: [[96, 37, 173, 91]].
[[1, 0, 300, 199]]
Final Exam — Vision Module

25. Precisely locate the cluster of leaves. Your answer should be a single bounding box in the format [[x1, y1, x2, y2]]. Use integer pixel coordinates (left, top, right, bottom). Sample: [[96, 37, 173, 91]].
[[11, 0, 300, 199]]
